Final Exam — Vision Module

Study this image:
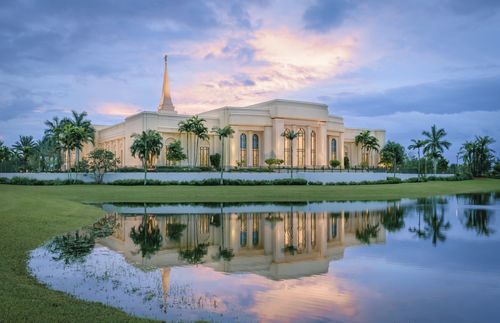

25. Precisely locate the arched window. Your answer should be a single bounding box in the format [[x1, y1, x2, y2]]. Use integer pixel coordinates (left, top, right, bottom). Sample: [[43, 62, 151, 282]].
[[240, 134, 247, 165], [240, 214, 248, 247], [252, 134, 259, 166], [331, 138, 337, 161], [311, 131, 317, 166], [297, 128, 305, 167], [283, 129, 291, 166]]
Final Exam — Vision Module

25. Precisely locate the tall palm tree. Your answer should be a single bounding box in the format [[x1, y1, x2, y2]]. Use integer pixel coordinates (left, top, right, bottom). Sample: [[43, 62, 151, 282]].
[[0, 140, 12, 162], [422, 125, 451, 175], [355, 130, 379, 169], [282, 130, 299, 178], [68, 111, 95, 172], [423, 198, 451, 247], [59, 123, 78, 177], [191, 116, 209, 166], [178, 119, 194, 167], [408, 139, 426, 178], [130, 130, 164, 185], [13, 135, 36, 171], [44, 116, 68, 170], [212, 125, 234, 184]]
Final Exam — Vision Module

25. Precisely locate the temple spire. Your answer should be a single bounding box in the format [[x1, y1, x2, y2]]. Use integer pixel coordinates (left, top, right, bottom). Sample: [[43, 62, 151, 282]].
[[158, 55, 176, 113]]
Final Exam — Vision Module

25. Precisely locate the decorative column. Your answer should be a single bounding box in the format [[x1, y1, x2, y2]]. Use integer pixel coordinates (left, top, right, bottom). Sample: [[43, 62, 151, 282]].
[[272, 119, 284, 160], [264, 126, 272, 160], [305, 127, 311, 166], [230, 128, 239, 167], [247, 131, 253, 167], [317, 123, 327, 166], [339, 132, 345, 168]]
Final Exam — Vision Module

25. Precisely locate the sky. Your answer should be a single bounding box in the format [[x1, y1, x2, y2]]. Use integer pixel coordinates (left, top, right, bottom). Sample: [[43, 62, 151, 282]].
[[1, 0, 499, 160]]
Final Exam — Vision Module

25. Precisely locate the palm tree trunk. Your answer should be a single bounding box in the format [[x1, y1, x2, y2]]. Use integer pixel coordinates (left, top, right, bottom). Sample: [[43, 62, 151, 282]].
[[220, 139, 225, 185], [143, 159, 147, 186], [290, 140, 294, 179], [66, 149, 71, 180], [75, 147, 80, 182], [417, 150, 421, 178]]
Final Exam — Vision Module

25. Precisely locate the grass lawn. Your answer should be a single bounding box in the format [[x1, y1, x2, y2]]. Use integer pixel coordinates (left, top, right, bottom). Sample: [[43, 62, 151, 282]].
[[1, 179, 499, 322]]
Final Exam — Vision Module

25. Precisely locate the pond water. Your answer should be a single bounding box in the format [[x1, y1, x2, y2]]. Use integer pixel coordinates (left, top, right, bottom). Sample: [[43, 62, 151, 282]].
[[29, 193, 500, 323]]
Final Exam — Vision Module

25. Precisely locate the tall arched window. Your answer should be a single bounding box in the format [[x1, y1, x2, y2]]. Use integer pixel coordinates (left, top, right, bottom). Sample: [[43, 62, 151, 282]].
[[200, 147, 209, 167], [252, 214, 260, 246], [240, 133, 247, 165], [283, 129, 291, 166], [311, 131, 317, 166], [240, 214, 248, 247], [297, 128, 305, 167], [331, 138, 337, 161], [252, 134, 259, 166]]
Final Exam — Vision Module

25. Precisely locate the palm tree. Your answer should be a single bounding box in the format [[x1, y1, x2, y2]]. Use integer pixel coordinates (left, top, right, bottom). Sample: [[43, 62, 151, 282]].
[[44, 116, 67, 169], [212, 125, 234, 184], [459, 136, 495, 177], [0, 140, 12, 162], [58, 123, 78, 177], [282, 130, 299, 178], [12, 135, 36, 171], [422, 125, 451, 175], [408, 139, 425, 178], [178, 119, 194, 166], [130, 130, 164, 185], [355, 130, 379, 170], [68, 111, 95, 172], [190, 116, 209, 166], [423, 198, 451, 247]]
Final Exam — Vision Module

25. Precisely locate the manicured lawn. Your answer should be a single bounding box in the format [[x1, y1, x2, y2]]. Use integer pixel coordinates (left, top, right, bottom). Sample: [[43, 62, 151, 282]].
[[0, 179, 498, 322]]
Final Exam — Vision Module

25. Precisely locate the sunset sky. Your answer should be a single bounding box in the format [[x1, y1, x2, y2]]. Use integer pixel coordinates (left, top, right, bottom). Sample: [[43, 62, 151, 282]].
[[1, 0, 499, 159]]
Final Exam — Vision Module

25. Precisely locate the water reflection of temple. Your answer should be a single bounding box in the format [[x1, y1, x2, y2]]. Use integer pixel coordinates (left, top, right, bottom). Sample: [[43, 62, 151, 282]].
[[99, 208, 386, 280]]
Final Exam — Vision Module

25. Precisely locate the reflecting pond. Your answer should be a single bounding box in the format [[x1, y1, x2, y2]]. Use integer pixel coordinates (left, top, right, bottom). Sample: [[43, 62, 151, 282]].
[[29, 193, 500, 322]]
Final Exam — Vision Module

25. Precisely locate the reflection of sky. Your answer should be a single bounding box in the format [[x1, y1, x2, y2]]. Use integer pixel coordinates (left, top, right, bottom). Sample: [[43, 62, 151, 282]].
[[28, 194, 500, 322]]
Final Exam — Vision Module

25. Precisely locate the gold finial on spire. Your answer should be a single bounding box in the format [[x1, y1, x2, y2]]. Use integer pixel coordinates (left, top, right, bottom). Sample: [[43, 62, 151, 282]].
[[158, 54, 176, 113]]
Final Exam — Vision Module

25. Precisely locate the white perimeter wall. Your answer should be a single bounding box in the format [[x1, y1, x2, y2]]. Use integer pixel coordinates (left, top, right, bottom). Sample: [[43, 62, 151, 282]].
[[0, 172, 453, 184]]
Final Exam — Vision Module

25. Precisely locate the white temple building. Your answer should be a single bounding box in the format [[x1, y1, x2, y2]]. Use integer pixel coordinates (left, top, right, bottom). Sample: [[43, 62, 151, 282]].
[[91, 56, 385, 168]]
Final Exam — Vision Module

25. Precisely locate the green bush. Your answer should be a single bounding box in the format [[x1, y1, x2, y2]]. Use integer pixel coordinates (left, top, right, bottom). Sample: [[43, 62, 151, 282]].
[[209, 153, 221, 170], [115, 167, 144, 172]]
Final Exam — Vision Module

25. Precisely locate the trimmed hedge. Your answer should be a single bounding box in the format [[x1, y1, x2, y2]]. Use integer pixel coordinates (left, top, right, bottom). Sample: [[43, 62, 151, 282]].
[[0, 174, 473, 186], [0, 177, 85, 185]]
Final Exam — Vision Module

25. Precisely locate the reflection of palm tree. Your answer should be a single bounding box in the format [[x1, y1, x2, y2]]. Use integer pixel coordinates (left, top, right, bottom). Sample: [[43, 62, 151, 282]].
[[463, 209, 494, 236], [356, 224, 380, 244], [213, 204, 234, 262], [178, 215, 208, 265], [130, 206, 163, 258], [382, 201, 406, 232], [409, 202, 427, 239], [423, 198, 451, 247], [48, 230, 95, 264]]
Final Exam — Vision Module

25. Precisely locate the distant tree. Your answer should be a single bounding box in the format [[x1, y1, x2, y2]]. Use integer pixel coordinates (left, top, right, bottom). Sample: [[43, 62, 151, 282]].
[[190, 116, 209, 166], [380, 141, 405, 176], [166, 140, 187, 166], [408, 139, 426, 177], [67, 111, 95, 172], [13, 135, 36, 171], [212, 125, 234, 184], [282, 130, 299, 178], [355, 130, 379, 169], [458, 136, 495, 177], [130, 130, 164, 185], [178, 119, 195, 166], [88, 149, 119, 184], [422, 125, 451, 175], [0, 140, 12, 162]]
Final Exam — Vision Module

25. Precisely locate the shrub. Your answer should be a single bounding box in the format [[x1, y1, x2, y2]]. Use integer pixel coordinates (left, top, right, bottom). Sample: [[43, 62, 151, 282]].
[[115, 166, 144, 172], [329, 160, 340, 169], [209, 153, 221, 170]]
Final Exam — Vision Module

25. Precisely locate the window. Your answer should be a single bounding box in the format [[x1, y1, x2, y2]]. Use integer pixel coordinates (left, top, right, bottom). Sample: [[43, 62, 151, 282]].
[[200, 147, 209, 167], [297, 128, 305, 167], [283, 129, 291, 166], [240, 134, 247, 165], [331, 138, 337, 161], [311, 131, 316, 166], [252, 134, 259, 166]]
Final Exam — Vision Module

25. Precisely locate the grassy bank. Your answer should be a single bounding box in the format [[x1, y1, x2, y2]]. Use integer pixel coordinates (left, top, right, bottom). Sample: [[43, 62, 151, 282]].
[[0, 179, 498, 322]]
